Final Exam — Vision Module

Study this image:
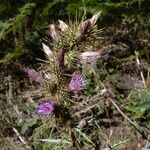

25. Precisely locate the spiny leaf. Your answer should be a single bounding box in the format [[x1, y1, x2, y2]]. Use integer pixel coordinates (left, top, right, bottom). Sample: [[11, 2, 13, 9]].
[[0, 3, 36, 40], [74, 128, 94, 145], [103, 139, 130, 150], [21, 116, 38, 134], [133, 101, 150, 110]]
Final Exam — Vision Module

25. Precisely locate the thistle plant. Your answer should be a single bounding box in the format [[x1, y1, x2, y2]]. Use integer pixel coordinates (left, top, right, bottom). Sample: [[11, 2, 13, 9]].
[[24, 12, 102, 149], [24, 11, 101, 109], [23, 12, 102, 117]]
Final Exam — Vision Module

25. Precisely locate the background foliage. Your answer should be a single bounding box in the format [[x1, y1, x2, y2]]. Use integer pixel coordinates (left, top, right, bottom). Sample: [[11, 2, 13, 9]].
[[0, 0, 150, 63]]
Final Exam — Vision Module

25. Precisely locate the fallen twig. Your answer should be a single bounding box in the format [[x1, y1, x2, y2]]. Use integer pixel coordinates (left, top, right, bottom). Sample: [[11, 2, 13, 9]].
[[107, 97, 149, 141], [135, 50, 146, 88], [13, 127, 30, 149]]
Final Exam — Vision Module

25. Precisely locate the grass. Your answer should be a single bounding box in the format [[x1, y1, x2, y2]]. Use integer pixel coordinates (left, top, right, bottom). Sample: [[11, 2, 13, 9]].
[[0, 13, 150, 150]]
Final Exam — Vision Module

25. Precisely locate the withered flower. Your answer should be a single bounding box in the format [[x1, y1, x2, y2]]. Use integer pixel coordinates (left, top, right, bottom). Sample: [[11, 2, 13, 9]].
[[49, 24, 62, 41], [90, 11, 101, 26], [58, 20, 68, 32], [80, 51, 101, 64], [24, 68, 46, 85], [42, 43, 52, 58], [55, 50, 65, 69], [76, 20, 91, 41], [76, 12, 101, 41]]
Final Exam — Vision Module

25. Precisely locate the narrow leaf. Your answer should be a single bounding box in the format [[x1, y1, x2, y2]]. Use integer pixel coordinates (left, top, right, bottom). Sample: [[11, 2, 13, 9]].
[[39, 139, 71, 145]]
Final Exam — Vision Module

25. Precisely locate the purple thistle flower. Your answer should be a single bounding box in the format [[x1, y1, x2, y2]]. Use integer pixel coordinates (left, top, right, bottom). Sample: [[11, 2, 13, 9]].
[[55, 50, 65, 69], [24, 68, 46, 85], [69, 73, 84, 93], [36, 100, 54, 117]]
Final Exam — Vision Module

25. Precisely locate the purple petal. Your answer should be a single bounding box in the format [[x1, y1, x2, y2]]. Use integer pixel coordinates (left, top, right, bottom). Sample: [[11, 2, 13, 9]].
[[69, 73, 84, 93], [36, 100, 54, 117]]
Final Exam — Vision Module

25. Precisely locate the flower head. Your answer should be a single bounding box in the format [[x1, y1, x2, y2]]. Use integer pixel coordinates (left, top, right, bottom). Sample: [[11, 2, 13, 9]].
[[80, 51, 101, 64], [49, 24, 62, 41], [36, 100, 54, 117], [55, 50, 65, 69], [90, 11, 101, 26], [76, 12, 101, 42], [69, 73, 84, 93], [76, 20, 91, 42], [42, 43, 52, 58], [24, 68, 46, 85], [58, 20, 68, 32]]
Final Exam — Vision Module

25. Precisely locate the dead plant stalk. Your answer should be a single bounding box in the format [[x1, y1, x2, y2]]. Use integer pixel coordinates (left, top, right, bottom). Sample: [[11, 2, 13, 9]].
[[135, 50, 146, 88]]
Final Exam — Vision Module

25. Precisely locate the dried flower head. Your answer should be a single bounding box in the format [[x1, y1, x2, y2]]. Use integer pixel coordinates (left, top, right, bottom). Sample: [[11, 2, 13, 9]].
[[76, 12, 101, 41], [80, 51, 101, 64], [55, 50, 65, 69], [24, 68, 46, 85], [42, 43, 52, 58], [76, 20, 91, 41], [58, 20, 68, 32], [90, 11, 101, 26], [36, 100, 54, 117], [69, 73, 84, 93], [49, 24, 62, 41]]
